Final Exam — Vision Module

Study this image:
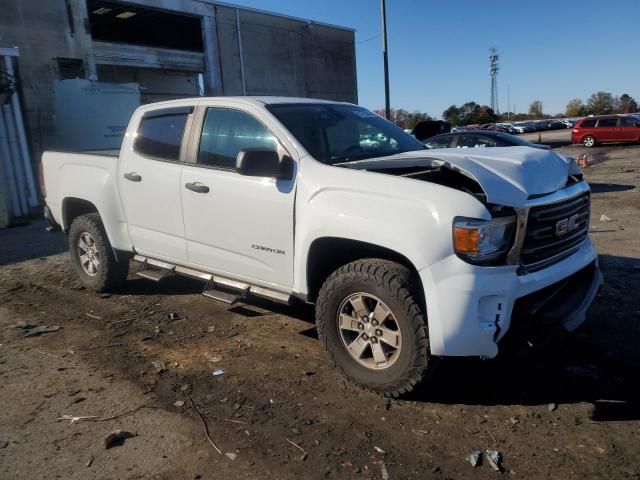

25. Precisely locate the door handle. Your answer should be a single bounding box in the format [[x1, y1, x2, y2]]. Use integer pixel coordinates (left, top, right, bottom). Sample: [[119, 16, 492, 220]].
[[124, 172, 142, 182], [185, 182, 210, 194]]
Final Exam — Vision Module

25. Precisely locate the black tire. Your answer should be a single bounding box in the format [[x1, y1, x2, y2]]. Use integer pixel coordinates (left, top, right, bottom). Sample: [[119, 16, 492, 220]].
[[315, 259, 432, 397], [582, 135, 596, 147], [68, 213, 129, 292]]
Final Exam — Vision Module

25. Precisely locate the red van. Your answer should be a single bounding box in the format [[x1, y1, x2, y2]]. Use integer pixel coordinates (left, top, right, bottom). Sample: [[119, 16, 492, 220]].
[[572, 115, 640, 147]]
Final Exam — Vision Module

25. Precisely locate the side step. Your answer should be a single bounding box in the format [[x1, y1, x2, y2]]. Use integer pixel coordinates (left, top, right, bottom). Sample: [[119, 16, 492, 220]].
[[202, 280, 248, 305], [132, 255, 291, 305]]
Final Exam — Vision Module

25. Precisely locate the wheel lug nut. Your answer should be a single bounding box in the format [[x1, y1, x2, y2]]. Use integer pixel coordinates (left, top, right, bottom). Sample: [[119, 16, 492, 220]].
[[376, 329, 382, 336], [358, 323, 364, 330], [371, 320, 378, 326], [371, 337, 378, 343], [362, 334, 369, 340]]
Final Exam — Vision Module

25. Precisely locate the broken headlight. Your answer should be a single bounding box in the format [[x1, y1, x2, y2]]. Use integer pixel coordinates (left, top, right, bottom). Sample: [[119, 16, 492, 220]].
[[453, 216, 516, 265]]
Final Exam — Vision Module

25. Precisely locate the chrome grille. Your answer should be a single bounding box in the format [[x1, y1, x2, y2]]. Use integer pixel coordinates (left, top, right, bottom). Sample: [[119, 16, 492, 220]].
[[521, 191, 590, 266]]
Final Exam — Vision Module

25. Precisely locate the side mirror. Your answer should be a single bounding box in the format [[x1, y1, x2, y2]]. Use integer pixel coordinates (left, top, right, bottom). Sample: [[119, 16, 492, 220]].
[[235, 148, 292, 179]]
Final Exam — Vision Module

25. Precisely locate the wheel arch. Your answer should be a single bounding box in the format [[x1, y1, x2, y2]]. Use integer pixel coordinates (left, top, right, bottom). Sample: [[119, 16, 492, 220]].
[[61, 197, 99, 232], [304, 237, 424, 304]]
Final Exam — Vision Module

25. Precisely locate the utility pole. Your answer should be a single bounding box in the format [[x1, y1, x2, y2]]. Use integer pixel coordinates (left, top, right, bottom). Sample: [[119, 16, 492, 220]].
[[381, 0, 391, 120], [507, 85, 511, 120]]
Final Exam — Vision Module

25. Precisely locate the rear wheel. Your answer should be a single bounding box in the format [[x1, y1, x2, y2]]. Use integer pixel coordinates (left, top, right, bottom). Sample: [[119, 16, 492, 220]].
[[315, 259, 432, 397], [582, 135, 596, 147], [68, 213, 129, 292]]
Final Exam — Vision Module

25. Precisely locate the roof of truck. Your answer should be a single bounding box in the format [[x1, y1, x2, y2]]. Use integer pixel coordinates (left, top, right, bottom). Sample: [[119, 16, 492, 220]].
[[138, 96, 353, 110]]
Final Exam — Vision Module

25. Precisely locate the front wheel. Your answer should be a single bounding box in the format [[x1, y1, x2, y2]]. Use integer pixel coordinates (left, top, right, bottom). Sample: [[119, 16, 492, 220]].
[[68, 213, 129, 292], [315, 259, 432, 397], [582, 135, 596, 147]]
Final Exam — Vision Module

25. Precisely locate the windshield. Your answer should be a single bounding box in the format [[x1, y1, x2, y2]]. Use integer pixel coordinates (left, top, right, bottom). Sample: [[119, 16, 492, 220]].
[[266, 103, 425, 164]]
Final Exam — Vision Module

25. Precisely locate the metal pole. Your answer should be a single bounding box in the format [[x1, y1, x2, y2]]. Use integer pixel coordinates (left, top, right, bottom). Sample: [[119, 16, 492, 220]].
[[0, 108, 23, 217], [1, 105, 28, 215], [381, 0, 390, 120], [4, 55, 38, 208], [236, 8, 247, 96]]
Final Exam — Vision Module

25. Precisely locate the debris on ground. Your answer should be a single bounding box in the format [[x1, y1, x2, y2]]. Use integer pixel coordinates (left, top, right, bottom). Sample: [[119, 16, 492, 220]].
[[174, 400, 185, 408], [467, 450, 482, 467], [600, 214, 614, 222], [212, 369, 225, 377], [485, 450, 503, 472], [86, 456, 94, 467], [151, 361, 166, 373], [548, 403, 557, 412], [19, 324, 63, 337], [380, 460, 390, 480], [104, 430, 136, 449], [510, 416, 520, 425], [0, 441, 9, 449], [286, 438, 307, 461], [14, 321, 35, 329], [168, 312, 178, 320], [374, 446, 386, 454], [58, 415, 99, 424], [189, 396, 223, 455], [85, 312, 102, 320], [225, 452, 237, 461]]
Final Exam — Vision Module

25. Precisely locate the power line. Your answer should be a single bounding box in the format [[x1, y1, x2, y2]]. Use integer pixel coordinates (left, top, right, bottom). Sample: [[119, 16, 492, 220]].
[[357, 33, 381, 45]]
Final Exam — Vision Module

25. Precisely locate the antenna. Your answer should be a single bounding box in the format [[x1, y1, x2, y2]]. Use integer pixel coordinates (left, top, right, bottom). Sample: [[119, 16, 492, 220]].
[[489, 48, 499, 114]]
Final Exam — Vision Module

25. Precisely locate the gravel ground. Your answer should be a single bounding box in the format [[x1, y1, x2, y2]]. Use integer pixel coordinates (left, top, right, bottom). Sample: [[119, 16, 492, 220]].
[[0, 136, 639, 479]]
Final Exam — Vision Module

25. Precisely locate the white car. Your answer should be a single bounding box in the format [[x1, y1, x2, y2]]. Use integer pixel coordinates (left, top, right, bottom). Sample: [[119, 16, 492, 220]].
[[41, 97, 602, 397]]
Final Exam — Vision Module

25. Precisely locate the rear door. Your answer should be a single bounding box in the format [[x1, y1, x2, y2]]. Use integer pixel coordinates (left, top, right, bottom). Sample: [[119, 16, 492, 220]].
[[617, 116, 639, 141], [180, 105, 296, 288], [117, 107, 192, 261], [595, 117, 619, 142]]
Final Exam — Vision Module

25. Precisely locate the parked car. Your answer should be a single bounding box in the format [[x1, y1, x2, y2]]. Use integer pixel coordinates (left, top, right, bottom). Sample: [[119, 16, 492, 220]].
[[41, 97, 601, 397], [423, 130, 550, 150], [496, 123, 518, 134], [411, 120, 451, 142], [571, 115, 640, 147]]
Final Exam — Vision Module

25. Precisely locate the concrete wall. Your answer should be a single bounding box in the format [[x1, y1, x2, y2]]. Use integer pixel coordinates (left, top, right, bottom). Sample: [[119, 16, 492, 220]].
[[0, 0, 357, 163], [0, 0, 95, 156]]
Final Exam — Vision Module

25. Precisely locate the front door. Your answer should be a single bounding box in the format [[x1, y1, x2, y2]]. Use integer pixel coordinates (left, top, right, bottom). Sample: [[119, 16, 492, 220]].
[[180, 106, 296, 288], [117, 107, 192, 262]]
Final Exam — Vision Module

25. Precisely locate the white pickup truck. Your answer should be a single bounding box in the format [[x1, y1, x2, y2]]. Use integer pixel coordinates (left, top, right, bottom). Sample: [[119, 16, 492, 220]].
[[42, 97, 602, 396]]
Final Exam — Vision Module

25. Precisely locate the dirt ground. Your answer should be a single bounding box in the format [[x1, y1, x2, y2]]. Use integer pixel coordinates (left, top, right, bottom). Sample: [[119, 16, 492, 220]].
[[1, 136, 639, 479]]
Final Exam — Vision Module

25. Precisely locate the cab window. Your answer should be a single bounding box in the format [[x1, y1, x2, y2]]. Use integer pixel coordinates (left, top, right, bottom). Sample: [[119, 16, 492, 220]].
[[457, 135, 496, 148], [198, 108, 277, 169], [134, 108, 190, 161], [424, 134, 453, 149]]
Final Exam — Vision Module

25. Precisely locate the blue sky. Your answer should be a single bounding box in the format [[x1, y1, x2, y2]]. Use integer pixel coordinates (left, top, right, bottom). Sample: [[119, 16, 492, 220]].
[[228, 0, 639, 118]]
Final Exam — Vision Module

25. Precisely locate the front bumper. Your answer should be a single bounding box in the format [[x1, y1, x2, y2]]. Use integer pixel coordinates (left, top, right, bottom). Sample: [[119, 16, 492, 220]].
[[419, 237, 601, 358]]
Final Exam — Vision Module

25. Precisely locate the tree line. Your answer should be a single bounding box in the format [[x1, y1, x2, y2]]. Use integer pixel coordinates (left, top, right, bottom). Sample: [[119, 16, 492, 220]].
[[378, 91, 638, 129]]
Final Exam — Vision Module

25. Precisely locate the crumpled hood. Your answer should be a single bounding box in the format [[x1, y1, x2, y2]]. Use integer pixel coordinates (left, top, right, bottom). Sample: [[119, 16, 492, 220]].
[[342, 146, 572, 206]]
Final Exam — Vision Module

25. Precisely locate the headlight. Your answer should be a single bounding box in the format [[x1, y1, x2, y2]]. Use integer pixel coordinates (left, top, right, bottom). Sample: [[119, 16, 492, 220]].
[[453, 216, 516, 265]]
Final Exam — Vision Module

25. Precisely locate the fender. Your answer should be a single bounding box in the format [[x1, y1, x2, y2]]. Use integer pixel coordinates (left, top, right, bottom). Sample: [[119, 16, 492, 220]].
[[45, 154, 132, 251], [292, 157, 491, 295]]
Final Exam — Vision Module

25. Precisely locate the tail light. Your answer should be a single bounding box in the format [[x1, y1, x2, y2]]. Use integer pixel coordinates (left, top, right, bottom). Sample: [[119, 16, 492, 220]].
[[38, 162, 45, 197]]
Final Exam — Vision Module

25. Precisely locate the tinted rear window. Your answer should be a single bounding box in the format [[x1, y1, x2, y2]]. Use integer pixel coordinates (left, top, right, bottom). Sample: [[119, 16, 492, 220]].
[[597, 118, 617, 128], [579, 119, 596, 128], [134, 110, 189, 160]]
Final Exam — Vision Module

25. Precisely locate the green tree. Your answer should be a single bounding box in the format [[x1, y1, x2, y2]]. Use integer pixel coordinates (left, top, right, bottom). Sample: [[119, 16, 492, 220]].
[[615, 93, 638, 114], [442, 105, 462, 125], [587, 91, 614, 115], [528, 100, 544, 118], [442, 102, 497, 126], [565, 98, 585, 117]]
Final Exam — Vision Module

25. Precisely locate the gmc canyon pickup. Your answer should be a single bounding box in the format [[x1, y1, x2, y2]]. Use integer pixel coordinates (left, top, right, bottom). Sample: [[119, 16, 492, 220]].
[[42, 97, 602, 396]]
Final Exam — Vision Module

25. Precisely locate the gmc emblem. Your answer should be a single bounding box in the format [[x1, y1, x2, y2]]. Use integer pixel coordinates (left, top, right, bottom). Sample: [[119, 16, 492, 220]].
[[555, 214, 581, 236]]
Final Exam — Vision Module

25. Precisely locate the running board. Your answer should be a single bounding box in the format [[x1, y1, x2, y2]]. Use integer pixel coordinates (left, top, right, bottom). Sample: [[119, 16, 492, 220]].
[[133, 255, 291, 305], [202, 279, 248, 304]]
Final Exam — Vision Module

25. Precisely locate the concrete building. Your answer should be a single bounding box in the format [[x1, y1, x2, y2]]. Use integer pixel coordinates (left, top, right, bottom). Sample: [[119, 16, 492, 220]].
[[0, 0, 357, 159]]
